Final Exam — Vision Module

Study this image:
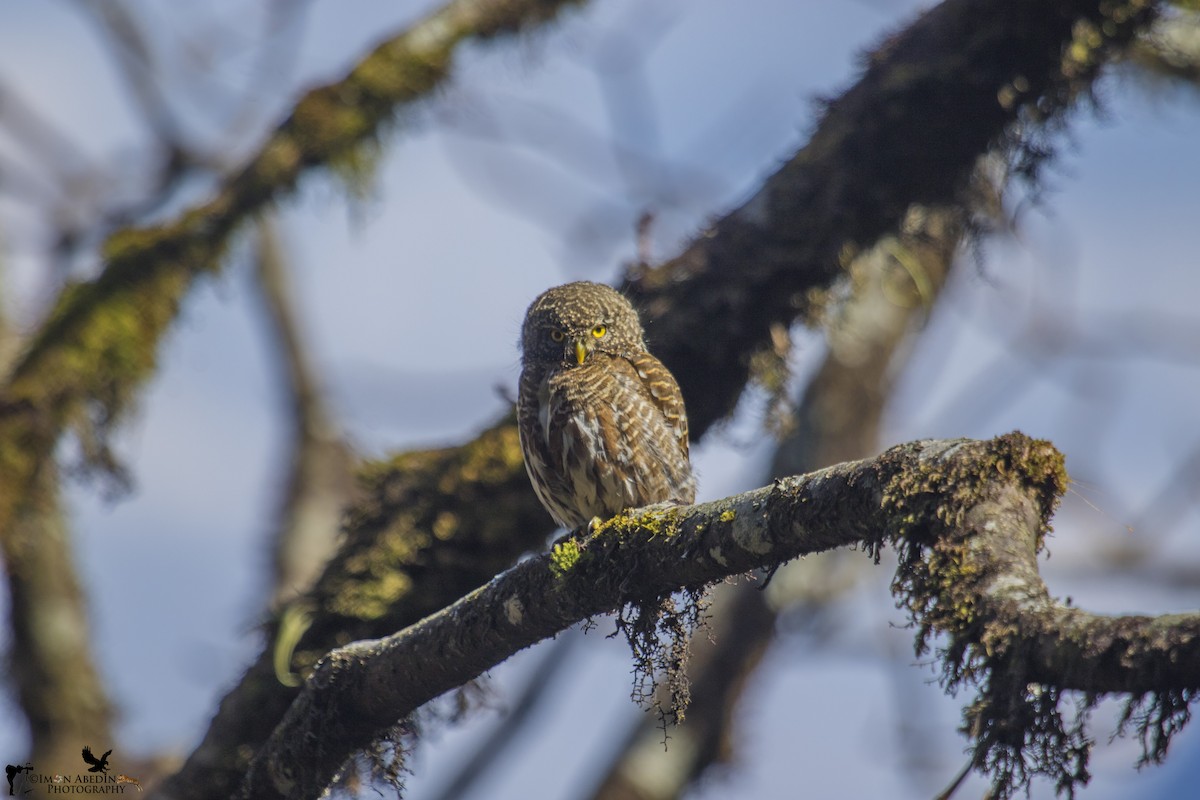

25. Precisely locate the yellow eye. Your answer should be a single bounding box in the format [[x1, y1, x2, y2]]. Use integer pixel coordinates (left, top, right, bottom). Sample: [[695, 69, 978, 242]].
[[550, 330, 565, 342], [591, 325, 607, 338]]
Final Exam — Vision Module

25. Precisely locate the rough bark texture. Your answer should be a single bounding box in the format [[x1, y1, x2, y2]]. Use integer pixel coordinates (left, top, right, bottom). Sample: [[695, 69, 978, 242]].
[[888, 437, 1199, 796], [238, 433, 1200, 800]]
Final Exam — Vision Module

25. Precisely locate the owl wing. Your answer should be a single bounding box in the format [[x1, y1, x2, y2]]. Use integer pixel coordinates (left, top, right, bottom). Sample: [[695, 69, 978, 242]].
[[517, 367, 581, 527], [624, 351, 690, 460]]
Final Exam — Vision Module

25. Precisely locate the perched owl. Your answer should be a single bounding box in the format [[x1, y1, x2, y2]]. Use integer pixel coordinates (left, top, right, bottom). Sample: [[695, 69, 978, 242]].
[[517, 281, 696, 529]]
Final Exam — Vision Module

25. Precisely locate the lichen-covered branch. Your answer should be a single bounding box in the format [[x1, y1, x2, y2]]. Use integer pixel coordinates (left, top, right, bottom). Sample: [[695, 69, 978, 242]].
[[622, 0, 1159, 435], [238, 433, 1200, 800], [0, 0, 587, 540], [891, 445, 1200, 796], [151, 418, 554, 800]]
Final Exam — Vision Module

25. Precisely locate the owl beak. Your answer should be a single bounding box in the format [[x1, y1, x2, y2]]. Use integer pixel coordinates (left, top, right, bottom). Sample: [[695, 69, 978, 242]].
[[574, 339, 588, 365]]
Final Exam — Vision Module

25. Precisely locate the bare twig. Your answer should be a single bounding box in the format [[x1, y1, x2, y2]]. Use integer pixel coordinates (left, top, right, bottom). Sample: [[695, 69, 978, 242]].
[[254, 215, 354, 610]]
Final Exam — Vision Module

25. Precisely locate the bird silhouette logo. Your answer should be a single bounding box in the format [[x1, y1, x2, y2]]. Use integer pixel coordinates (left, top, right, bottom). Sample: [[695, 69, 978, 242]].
[[5, 763, 32, 796], [81, 747, 111, 774]]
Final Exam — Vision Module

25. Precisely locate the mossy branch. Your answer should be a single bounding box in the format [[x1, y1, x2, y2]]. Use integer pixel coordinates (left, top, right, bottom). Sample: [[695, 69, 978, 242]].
[[0, 0, 586, 539], [621, 0, 1159, 435], [152, 416, 555, 800], [237, 433, 1200, 800]]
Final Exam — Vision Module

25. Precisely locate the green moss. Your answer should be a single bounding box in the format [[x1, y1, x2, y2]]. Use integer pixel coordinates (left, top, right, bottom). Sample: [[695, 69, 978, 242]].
[[883, 433, 1084, 799], [594, 506, 683, 542], [329, 567, 415, 620], [315, 415, 539, 630], [272, 603, 314, 687], [884, 432, 1067, 658], [549, 539, 582, 579]]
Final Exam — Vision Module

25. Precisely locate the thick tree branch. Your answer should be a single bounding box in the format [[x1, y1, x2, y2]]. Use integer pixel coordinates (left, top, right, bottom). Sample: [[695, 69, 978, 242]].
[[622, 0, 1158, 436], [239, 433, 1200, 800]]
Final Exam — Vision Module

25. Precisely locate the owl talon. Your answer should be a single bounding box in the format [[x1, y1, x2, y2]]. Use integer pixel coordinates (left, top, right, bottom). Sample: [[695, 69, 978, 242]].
[[549, 523, 592, 548]]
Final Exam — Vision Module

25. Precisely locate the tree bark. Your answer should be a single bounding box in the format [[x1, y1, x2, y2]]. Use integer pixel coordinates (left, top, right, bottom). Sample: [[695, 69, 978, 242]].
[[238, 433, 1200, 800]]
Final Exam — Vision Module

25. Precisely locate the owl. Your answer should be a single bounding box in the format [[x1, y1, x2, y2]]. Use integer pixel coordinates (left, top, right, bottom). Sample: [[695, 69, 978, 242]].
[[517, 281, 696, 530]]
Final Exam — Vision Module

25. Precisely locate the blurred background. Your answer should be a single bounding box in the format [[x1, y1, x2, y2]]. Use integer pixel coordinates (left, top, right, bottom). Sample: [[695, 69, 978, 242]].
[[0, 1, 1198, 798]]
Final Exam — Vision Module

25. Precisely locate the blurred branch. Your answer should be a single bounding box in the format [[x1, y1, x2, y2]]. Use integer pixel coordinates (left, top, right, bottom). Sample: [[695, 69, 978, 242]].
[[1, 462, 114, 766], [73, 0, 188, 149], [254, 215, 354, 611], [0, 174, 113, 773], [73, 0, 314, 181], [773, 204, 967, 473], [0, 76, 95, 192], [1126, 8, 1200, 85], [241, 434, 1200, 800], [219, 1, 313, 149], [0, 0, 588, 566]]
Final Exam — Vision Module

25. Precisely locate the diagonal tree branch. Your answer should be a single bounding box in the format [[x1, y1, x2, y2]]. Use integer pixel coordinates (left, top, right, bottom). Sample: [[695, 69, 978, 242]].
[[239, 433, 1200, 800], [620, 0, 1159, 434], [253, 215, 355, 612], [0, 0, 587, 543]]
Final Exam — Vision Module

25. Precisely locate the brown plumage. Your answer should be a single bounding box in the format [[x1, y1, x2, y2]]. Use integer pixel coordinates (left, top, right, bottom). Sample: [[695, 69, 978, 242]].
[[517, 281, 696, 529]]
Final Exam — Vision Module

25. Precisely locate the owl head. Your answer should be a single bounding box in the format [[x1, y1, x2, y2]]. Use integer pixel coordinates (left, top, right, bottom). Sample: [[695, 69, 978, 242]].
[[520, 281, 646, 368]]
